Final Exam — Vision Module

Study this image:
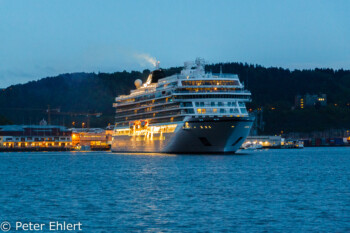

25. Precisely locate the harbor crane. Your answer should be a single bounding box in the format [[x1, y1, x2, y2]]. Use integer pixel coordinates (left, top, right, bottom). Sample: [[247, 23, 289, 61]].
[[0, 106, 102, 128], [46, 105, 102, 127]]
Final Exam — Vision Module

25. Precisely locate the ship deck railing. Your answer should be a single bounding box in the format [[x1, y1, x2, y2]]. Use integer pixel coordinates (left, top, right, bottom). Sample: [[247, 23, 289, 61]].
[[115, 101, 178, 113], [114, 94, 173, 107], [116, 104, 182, 117], [115, 109, 183, 122], [116, 86, 174, 101], [174, 90, 251, 94], [115, 113, 186, 126]]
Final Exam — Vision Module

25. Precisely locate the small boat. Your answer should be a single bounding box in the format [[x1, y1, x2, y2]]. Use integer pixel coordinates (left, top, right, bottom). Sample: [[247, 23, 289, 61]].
[[242, 142, 263, 150]]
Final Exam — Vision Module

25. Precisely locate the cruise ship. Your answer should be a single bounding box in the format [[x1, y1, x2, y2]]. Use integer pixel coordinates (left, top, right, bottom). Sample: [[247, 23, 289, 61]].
[[111, 58, 254, 153]]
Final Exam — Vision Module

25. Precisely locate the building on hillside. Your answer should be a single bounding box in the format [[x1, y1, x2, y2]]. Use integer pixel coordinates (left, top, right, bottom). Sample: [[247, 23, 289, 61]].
[[0, 125, 72, 151], [295, 94, 327, 109], [71, 128, 112, 150]]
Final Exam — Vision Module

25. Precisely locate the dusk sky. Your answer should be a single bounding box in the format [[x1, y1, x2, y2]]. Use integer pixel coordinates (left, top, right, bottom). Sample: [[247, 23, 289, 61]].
[[1, 0, 349, 87]]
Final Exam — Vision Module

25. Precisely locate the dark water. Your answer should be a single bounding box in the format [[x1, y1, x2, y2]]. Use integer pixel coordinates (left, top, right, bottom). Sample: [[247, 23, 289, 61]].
[[0, 147, 349, 232]]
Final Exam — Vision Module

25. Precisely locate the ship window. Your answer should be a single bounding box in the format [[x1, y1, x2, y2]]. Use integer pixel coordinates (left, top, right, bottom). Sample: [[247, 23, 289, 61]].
[[238, 102, 245, 107], [211, 102, 215, 106], [228, 102, 231, 106], [187, 109, 195, 114], [197, 108, 206, 114], [213, 108, 218, 113], [184, 102, 193, 107], [195, 102, 200, 107], [240, 108, 248, 114], [200, 102, 204, 107], [218, 102, 223, 106], [220, 109, 225, 113]]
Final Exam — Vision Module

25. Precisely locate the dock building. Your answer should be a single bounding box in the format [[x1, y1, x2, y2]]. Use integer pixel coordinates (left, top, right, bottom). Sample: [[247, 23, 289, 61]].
[[0, 125, 72, 151]]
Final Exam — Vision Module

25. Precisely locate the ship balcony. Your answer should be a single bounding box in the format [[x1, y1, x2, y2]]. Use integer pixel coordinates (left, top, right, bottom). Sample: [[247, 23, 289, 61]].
[[174, 93, 252, 101], [115, 109, 185, 123], [114, 94, 174, 107], [174, 89, 250, 94], [211, 73, 239, 78], [115, 104, 182, 117], [115, 106, 193, 120], [115, 99, 178, 113], [179, 85, 243, 88]]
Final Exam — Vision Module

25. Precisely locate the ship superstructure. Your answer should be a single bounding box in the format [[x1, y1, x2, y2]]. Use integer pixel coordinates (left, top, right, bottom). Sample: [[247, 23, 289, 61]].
[[112, 58, 254, 153]]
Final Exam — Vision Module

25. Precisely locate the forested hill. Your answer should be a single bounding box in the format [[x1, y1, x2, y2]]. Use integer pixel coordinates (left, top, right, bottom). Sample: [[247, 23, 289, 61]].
[[0, 70, 150, 126], [206, 63, 350, 108], [1, 63, 350, 134]]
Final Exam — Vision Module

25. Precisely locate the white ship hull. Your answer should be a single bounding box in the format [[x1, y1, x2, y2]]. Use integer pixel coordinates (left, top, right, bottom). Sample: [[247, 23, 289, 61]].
[[111, 117, 254, 154]]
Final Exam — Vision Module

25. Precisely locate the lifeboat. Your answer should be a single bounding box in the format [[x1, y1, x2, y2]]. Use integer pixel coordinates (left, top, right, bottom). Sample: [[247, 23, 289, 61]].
[[140, 120, 148, 128]]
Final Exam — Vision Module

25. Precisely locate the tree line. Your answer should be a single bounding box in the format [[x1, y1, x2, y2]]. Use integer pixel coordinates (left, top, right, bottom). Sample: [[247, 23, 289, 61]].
[[0, 62, 349, 134]]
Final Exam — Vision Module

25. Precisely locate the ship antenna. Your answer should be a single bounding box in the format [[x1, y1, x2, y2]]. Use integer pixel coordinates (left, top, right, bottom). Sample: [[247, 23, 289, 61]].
[[156, 61, 160, 69]]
